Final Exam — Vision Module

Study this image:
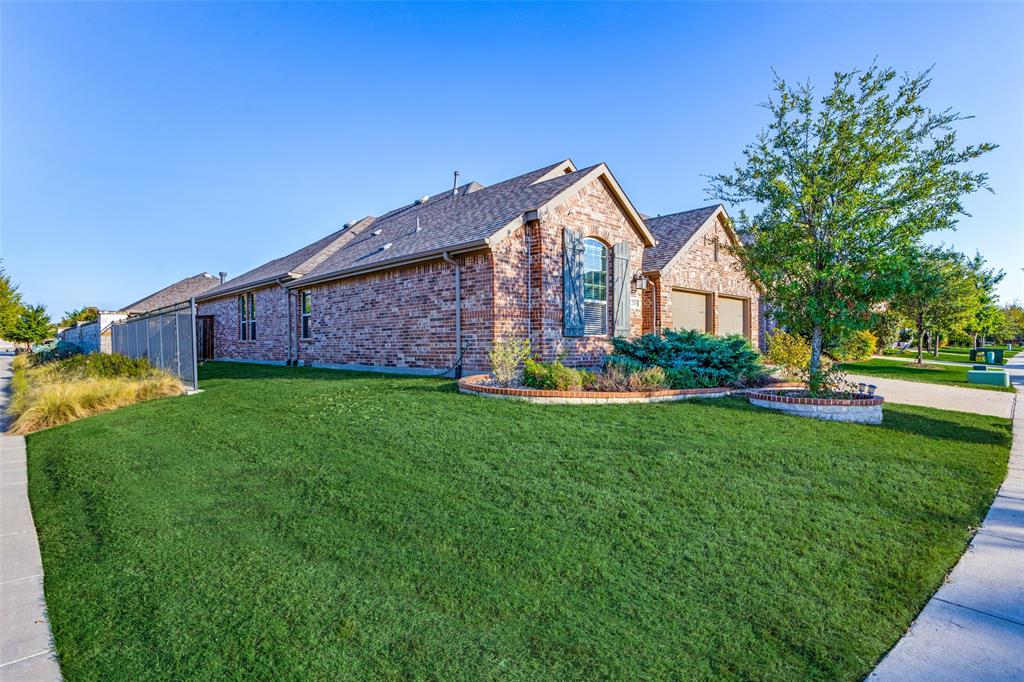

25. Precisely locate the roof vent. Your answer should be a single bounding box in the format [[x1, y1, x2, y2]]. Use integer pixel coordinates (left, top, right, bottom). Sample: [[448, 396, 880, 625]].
[[343, 219, 358, 229], [371, 229, 382, 237], [380, 242, 393, 251], [414, 195, 430, 205], [219, 271, 228, 283]]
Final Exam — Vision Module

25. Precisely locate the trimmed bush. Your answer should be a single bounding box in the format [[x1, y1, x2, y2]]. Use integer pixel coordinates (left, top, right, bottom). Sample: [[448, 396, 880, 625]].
[[522, 359, 593, 391], [765, 329, 812, 381], [590, 362, 669, 392], [609, 329, 767, 388], [832, 330, 878, 362]]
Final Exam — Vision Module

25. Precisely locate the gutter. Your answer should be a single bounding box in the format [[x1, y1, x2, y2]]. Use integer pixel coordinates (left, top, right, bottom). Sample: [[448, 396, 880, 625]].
[[195, 272, 300, 303]]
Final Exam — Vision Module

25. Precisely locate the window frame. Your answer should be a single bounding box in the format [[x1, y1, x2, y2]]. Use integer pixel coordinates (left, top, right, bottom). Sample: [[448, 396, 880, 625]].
[[582, 237, 609, 336], [238, 292, 256, 341], [300, 291, 312, 340]]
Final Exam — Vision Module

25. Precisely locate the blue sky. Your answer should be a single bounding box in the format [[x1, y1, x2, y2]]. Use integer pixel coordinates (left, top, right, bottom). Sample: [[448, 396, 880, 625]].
[[3, 2, 1022, 317]]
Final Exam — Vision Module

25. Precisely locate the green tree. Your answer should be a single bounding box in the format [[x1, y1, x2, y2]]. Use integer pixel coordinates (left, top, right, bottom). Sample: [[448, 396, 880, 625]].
[[0, 263, 25, 340], [708, 65, 994, 392], [1003, 303, 1024, 344], [59, 306, 99, 328], [891, 247, 977, 364], [7, 304, 55, 349], [959, 254, 1006, 347]]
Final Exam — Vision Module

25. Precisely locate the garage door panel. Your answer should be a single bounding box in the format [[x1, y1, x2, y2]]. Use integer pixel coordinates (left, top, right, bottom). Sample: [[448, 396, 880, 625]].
[[672, 290, 708, 332], [719, 296, 747, 337]]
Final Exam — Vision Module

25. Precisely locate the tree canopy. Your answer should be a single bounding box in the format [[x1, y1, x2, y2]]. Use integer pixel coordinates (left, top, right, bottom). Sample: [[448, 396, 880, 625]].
[[709, 64, 995, 392], [7, 304, 55, 349], [0, 264, 25, 341], [59, 306, 100, 328]]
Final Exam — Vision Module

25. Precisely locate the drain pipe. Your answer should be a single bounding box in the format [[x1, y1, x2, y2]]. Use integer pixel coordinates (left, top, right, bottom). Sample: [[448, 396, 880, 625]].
[[442, 251, 462, 378], [276, 277, 294, 366]]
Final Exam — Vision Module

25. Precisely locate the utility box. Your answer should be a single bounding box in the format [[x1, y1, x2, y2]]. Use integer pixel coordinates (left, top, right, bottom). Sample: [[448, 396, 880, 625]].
[[969, 347, 1004, 364], [967, 370, 1009, 387]]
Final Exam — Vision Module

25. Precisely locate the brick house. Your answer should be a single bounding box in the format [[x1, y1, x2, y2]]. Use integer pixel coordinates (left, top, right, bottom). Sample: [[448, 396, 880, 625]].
[[195, 160, 761, 374]]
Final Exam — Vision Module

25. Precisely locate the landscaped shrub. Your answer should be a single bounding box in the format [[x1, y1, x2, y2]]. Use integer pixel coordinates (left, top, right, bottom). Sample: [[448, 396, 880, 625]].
[[9, 352, 184, 434], [765, 329, 812, 380], [48, 352, 154, 379], [609, 329, 767, 388], [522, 358, 593, 391], [832, 330, 878, 361], [590, 361, 669, 392], [488, 338, 531, 387]]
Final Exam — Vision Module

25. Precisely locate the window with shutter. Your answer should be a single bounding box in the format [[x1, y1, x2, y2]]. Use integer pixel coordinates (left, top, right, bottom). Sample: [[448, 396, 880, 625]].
[[562, 228, 585, 337], [582, 238, 608, 336]]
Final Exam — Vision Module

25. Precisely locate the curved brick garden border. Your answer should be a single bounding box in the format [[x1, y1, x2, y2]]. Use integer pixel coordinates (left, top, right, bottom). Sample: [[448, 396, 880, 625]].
[[457, 374, 731, 404], [745, 388, 883, 424]]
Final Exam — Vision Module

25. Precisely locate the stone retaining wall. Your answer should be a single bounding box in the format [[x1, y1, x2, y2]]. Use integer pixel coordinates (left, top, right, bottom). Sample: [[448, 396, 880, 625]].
[[746, 389, 883, 424]]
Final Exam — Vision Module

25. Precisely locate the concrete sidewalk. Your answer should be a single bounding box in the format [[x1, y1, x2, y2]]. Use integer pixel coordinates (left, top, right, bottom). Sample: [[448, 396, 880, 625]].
[[869, 358, 1024, 680], [0, 354, 61, 681]]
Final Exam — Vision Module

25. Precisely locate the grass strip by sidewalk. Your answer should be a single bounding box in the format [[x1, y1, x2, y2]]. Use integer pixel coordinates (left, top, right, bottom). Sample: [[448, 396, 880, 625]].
[[838, 358, 1015, 392]]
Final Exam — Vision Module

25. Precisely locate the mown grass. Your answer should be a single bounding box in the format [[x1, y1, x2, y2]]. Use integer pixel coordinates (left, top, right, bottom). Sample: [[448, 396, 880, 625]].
[[839, 358, 1015, 392], [27, 362, 1011, 681], [884, 345, 1019, 365], [9, 354, 184, 434]]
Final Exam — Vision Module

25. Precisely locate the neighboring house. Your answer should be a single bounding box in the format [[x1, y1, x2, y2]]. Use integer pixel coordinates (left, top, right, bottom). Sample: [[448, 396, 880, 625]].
[[642, 204, 762, 349], [121, 272, 224, 315], [58, 311, 127, 353], [196, 160, 763, 374]]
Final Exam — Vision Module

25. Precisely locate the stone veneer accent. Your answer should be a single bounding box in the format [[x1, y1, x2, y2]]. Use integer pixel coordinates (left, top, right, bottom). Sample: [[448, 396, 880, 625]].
[[644, 213, 761, 348], [746, 389, 883, 424], [458, 374, 731, 404]]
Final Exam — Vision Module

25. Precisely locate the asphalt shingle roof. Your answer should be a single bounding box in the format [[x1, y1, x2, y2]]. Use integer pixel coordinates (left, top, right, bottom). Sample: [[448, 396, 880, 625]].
[[642, 204, 722, 272], [300, 161, 599, 284], [121, 273, 223, 313]]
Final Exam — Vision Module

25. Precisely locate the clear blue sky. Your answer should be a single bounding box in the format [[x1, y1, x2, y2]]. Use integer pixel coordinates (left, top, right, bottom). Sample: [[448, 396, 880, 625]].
[[3, 2, 1021, 317]]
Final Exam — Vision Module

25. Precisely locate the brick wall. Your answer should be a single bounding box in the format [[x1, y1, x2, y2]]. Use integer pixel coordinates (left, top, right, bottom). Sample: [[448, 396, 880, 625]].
[[643, 215, 761, 348], [493, 177, 647, 368], [197, 284, 290, 362], [293, 253, 494, 372]]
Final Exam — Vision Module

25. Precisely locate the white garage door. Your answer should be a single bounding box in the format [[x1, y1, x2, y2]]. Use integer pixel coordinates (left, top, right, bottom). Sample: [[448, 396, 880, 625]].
[[719, 296, 747, 337], [672, 290, 709, 332]]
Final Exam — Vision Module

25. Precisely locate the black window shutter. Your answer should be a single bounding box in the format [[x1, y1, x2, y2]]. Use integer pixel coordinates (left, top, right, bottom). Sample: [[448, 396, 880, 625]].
[[613, 242, 631, 337], [562, 228, 585, 337]]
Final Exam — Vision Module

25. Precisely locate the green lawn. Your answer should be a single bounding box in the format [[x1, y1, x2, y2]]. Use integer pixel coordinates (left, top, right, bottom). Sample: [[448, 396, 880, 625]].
[[27, 363, 1011, 681], [884, 345, 1020, 365], [839, 358, 1016, 392]]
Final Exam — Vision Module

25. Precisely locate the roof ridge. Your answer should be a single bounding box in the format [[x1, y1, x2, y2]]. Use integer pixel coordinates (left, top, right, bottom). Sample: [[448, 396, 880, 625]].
[[292, 217, 376, 276], [645, 204, 721, 222]]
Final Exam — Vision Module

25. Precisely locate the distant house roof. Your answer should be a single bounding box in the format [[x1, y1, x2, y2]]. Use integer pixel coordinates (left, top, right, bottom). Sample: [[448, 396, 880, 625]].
[[121, 273, 223, 313], [200, 159, 654, 298], [642, 204, 723, 272]]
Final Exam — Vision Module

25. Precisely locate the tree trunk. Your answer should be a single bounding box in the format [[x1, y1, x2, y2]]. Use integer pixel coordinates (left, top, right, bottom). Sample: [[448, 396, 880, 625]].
[[932, 330, 939, 358], [809, 324, 823, 393], [916, 313, 925, 365], [972, 333, 979, 349]]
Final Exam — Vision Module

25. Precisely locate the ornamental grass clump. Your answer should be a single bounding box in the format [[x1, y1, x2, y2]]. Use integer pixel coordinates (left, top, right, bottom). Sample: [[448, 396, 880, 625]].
[[8, 352, 184, 434]]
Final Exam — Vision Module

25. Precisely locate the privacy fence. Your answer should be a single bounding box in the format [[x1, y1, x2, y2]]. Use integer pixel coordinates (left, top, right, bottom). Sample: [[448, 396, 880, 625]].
[[110, 299, 199, 391]]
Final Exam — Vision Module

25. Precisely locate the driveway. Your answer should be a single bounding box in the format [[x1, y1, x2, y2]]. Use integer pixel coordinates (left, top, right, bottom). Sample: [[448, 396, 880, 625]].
[[844, 373, 1016, 418]]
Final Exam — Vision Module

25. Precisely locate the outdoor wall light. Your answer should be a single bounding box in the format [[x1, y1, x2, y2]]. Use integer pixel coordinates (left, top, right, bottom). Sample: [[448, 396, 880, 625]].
[[632, 270, 649, 291], [866, 385, 877, 396]]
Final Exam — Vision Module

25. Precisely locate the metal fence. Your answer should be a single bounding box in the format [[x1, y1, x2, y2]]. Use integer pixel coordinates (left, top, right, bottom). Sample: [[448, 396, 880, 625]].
[[110, 299, 199, 391]]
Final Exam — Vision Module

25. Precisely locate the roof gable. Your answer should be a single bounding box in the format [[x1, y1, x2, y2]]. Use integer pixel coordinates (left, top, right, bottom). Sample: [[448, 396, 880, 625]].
[[122, 273, 222, 313], [642, 204, 726, 273]]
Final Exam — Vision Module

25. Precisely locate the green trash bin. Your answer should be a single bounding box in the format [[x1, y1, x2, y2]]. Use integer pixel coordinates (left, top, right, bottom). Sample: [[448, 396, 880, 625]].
[[986, 351, 996, 364]]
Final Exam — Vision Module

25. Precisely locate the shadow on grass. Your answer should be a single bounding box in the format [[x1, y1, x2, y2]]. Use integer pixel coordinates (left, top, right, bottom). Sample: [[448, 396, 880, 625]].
[[879, 408, 1010, 447]]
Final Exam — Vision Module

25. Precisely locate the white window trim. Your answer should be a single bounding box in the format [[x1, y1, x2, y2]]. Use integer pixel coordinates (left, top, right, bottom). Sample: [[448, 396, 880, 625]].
[[582, 237, 608, 336], [300, 291, 312, 340]]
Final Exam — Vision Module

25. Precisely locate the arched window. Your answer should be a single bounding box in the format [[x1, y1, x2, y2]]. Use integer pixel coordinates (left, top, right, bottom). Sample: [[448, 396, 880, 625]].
[[582, 238, 608, 335]]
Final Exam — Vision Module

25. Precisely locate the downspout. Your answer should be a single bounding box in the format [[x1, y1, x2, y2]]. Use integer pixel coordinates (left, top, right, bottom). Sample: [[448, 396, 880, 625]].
[[442, 252, 462, 378], [275, 277, 293, 366]]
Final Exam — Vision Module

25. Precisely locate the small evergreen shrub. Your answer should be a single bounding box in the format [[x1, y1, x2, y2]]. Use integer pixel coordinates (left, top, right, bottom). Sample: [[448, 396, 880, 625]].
[[488, 338, 531, 386], [609, 329, 767, 388], [765, 329, 812, 380]]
